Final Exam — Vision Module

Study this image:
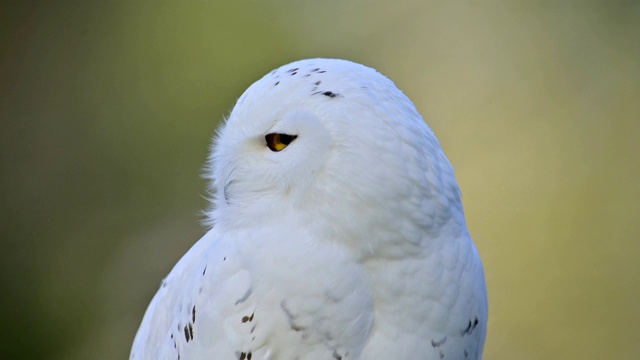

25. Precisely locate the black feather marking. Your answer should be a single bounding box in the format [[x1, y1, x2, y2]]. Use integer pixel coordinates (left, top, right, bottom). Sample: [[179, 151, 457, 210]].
[[460, 317, 479, 336]]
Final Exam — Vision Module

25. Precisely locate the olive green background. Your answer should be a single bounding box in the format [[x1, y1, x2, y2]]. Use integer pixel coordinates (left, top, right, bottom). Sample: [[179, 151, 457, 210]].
[[1, 1, 638, 359]]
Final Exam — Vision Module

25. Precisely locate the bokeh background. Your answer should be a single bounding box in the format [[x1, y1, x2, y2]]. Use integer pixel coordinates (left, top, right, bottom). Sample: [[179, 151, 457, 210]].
[[1, 1, 639, 359]]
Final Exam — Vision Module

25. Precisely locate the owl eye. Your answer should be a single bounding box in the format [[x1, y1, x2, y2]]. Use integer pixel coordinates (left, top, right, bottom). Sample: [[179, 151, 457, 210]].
[[265, 133, 298, 152]]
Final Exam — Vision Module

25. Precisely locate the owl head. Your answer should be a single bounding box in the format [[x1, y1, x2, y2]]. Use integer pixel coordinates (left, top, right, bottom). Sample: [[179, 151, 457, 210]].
[[205, 59, 463, 256]]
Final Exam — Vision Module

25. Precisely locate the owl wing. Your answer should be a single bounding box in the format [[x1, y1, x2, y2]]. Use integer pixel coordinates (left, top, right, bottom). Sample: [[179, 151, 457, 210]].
[[129, 230, 217, 359], [130, 228, 375, 360]]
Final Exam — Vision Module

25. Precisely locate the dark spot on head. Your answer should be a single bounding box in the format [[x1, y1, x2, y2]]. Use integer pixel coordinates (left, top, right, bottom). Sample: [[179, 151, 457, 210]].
[[291, 71, 297, 75], [314, 81, 321, 85], [317, 70, 326, 73], [311, 68, 320, 72], [286, 68, 299, 73], [274, 81, 279, 86], [202, 266, 206, 275], [322, 91, 338, 98], [183, 325, 190, 342], [223, 257, 226, 261]]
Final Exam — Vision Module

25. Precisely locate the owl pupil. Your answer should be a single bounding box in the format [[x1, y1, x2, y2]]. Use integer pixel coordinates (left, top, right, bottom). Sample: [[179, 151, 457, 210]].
[[279, 134, 295, 145]]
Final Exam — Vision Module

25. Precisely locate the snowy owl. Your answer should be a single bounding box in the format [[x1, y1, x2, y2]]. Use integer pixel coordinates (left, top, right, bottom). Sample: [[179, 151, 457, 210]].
[[130, 59, 487, 360]]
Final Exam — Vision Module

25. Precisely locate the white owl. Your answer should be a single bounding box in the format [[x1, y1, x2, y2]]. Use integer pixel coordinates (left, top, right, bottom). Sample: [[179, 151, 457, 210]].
[[130, 59, 487, 360]]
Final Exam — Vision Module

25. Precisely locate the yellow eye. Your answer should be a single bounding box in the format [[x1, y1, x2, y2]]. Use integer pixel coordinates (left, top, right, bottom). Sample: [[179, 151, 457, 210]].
[[265, 133, 298, 152]]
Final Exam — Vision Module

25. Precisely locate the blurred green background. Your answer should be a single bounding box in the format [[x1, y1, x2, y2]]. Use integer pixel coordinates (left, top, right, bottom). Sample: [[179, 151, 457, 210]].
[[1, 1, 638, 359]]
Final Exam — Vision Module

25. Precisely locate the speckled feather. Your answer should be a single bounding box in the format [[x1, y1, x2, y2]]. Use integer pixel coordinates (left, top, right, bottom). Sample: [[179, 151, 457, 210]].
[[130, 59, 487, 360]]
